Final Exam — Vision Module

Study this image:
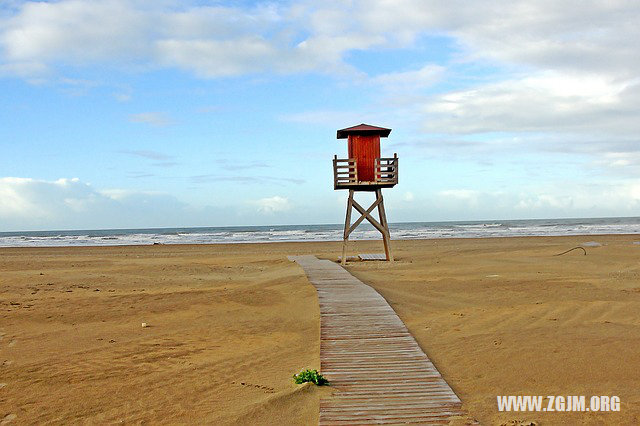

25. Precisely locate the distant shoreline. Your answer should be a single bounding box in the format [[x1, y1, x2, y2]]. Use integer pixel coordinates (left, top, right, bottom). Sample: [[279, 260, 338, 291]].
[[1, 232, 639, 251], [1, 217, 639, 247]]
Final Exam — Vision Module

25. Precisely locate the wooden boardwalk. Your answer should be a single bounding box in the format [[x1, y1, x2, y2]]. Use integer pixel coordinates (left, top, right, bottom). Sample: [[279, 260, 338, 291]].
[[289, 255, 465, 425]]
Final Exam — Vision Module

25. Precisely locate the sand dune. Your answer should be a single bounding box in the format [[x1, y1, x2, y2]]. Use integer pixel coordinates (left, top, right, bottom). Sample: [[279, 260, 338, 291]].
[[1, 236, 639, 424], [1, 245, 327, 424]]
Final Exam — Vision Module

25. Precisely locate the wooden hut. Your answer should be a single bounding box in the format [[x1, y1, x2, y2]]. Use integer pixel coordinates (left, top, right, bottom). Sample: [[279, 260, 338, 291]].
[[333, 123, 398, 263]]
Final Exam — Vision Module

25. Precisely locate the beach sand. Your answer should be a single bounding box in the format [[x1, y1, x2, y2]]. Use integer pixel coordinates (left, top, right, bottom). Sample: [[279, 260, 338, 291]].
[[1, 235, 639, 424]]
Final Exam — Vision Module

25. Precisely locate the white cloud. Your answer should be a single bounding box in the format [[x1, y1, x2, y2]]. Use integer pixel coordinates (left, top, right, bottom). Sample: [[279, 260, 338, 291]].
[[439, 189, 480, 200], [0, 177, 47, 217], [156, 37, 279, 78], [436, 184, 640, 219], [0, 60, 48, 78], [371, 65, 445, 91], [282, 1, 640, 158], [120, 150, 172, 161], [424, 72, 638, 135], [0, 177, 198, 230], [0, 0, 364, 79], [254, 196, 291, 214], [595, 152, 640, 173], [1, 0, 638, 78], [114, 92, 131, 102], [438, 189, 483, 208], [2, 0, 638, 85], [128, 112, 173, 127], [350, 0, 640, 77], [0, 177, 100, 226], [1, 0, 151, 69]]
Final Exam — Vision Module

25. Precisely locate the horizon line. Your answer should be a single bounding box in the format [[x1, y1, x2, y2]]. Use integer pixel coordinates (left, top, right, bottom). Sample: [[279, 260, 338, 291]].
[[2, 215, 639, 234]]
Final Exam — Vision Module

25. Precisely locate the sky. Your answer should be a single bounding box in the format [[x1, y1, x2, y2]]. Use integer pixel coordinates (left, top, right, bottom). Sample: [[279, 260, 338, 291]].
[[1, 0, 640, 231]]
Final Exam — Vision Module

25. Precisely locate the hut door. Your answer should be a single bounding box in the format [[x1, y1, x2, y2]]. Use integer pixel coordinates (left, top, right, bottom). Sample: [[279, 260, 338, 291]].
[[348, 135, 380, 182]]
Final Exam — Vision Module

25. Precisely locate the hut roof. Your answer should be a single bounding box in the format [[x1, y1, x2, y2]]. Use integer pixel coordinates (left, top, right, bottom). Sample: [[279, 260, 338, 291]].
[[337, 123, 391, 139]]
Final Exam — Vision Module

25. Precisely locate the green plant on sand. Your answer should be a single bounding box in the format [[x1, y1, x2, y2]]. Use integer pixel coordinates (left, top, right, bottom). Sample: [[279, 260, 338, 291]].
[[293, 369, 329, 386]]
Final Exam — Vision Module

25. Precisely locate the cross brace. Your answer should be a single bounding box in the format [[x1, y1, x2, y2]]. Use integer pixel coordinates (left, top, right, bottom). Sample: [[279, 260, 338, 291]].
[[341, 188, 393, 264]]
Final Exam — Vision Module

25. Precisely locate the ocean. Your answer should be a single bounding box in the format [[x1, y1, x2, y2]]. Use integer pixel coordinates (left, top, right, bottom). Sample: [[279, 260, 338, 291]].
[[1, 217, 639, 247]]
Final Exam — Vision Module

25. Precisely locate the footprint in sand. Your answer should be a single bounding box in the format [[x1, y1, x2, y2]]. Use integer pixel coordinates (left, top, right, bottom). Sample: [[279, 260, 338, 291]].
[[1, 414, 17, 424], [233, 381, 275, 394]]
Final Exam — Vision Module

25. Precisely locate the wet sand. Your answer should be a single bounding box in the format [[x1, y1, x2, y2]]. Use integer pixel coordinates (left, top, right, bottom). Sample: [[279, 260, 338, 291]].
[[1, 235, 639, 424]]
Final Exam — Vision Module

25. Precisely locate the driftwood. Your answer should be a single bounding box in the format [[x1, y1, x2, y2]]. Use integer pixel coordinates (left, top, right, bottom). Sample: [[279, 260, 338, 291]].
[[554, 246, 587, 256]]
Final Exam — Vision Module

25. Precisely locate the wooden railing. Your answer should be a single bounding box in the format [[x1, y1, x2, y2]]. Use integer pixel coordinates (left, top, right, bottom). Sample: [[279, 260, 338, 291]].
[[375, 154, 398, 185], [333, 156, 358, 189], [333, 153, 398, 188]]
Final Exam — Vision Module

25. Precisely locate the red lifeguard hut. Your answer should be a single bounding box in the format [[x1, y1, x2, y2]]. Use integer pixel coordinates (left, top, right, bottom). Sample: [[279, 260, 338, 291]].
[[333, 123, 398, 264]]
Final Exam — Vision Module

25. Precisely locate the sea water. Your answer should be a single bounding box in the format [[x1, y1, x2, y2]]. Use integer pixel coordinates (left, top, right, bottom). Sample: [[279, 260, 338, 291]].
[[1, 217, 639, 247]]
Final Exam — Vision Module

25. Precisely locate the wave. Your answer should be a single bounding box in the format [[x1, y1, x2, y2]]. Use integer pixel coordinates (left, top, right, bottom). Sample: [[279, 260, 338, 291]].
[[1, 218, 639, 247]]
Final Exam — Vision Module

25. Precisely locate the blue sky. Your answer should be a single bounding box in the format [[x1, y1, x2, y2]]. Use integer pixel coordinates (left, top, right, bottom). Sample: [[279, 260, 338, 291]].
[[1, 0, 640, 231]]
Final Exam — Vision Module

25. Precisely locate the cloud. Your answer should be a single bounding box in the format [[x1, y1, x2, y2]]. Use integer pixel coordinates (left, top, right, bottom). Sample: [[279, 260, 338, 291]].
[[0, 1, 357, 79], [424, 72, 638, 135], [346, 0, 640, 78], [2, 0, 638, 92], [128, 112, 173, 127], [0, 177, 191, 230], [218, 160, 270, 171], [371, 65, 445, 92], [152, 162, 178, 168], [121, 150, 173, 161], [120, 150, 178, 168], [1, 0, 638, 80], [436, 184, 640, 219], [0, 60, 48, 78], [0, 0, 151, 76], [156, 37, 277, 78], [438, 189, 483, 208], [596, 152, 640, 172], [114, 92, 131, 102], [282, 1, 640, 161], [190, 175, 303, 185], [0, 176, 261, 230], [126, 172, 155, 179], [403, 191, 415, 202], [253, 195, 291, 214]]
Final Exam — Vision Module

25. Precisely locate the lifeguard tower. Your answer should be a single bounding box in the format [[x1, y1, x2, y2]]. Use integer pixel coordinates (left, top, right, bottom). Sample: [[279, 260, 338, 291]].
[[333, 124, 398, 264]]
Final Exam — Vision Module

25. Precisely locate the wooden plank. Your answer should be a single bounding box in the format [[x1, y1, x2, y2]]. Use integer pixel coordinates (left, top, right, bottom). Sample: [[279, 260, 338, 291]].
[[351, 198, 386, 235], [288, 256, 467, 425], [347, 198, 382, 236]]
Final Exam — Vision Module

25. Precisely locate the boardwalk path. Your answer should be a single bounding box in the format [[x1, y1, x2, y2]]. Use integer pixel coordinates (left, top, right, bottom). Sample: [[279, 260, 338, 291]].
[[289, 255, 465, 425]]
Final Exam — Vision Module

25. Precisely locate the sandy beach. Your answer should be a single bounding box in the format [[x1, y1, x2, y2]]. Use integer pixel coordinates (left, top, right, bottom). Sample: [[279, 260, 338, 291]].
[[1, 235, 639, 424]]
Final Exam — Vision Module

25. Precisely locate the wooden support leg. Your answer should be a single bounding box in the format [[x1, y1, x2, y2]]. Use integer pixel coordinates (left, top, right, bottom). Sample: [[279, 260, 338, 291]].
[[376, 189, 394, 262], [341, 190, 354, 265]]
